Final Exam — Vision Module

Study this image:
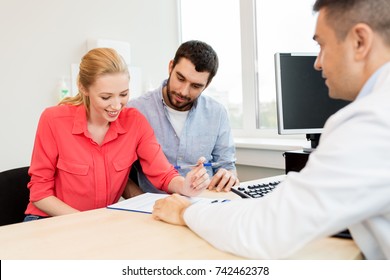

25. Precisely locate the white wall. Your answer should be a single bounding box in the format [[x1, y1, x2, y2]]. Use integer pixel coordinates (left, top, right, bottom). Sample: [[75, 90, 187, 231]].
[[0, 0, 179, 171]]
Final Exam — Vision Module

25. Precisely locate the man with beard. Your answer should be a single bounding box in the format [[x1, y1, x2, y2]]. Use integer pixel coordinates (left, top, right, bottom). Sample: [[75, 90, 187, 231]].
[[127, 40, 238, 194]]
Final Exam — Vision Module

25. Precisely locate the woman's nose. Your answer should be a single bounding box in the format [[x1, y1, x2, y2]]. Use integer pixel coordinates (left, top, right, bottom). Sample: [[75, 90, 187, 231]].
[[111, 98, 122, 110]]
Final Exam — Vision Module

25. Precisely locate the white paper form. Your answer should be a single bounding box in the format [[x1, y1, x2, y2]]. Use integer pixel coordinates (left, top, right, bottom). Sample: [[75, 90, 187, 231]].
[[107, 193, 227, 214]]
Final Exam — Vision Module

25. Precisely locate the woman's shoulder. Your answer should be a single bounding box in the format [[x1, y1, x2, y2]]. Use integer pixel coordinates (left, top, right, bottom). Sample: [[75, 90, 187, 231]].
[[119, 107, 146, 119], [118, 107, 150, 129], [44, 104, 77, 113], [40, 104, 80, 121]]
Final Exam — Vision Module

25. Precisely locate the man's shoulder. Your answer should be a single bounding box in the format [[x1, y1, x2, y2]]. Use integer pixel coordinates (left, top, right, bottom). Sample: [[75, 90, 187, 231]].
[[127, 89, 164, 121], [197, 95, 228, 114], [128, 89, 160, 108]]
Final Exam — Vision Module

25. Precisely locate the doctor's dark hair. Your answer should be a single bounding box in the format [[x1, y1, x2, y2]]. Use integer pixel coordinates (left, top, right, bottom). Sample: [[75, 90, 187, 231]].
[[172, 40, 219, 86], [313, 0, 390, 45], [59, 48, 129, 114]]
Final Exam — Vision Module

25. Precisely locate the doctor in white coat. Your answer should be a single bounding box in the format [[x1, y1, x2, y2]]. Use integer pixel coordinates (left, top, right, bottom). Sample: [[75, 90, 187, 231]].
[[152, 0, 390, 259]]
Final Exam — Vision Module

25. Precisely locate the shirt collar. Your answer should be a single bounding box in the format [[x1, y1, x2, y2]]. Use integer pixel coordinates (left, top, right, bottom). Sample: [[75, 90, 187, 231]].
[[109, 115, 127, 134], [71, 105, 127, 137], [356, 63, 387, 100], [72, 106, 88, 135]]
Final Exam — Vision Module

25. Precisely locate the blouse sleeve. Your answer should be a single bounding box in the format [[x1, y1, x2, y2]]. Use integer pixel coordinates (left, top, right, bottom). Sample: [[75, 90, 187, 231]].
[[28, 108, 58, 201], [134, 112, 179, 192]]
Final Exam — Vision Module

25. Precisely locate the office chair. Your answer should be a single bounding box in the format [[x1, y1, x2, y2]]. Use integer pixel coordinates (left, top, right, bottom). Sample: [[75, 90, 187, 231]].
[[0, 166, 30, 226]]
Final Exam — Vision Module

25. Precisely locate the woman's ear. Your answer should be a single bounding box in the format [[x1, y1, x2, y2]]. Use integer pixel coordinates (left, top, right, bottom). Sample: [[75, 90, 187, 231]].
[[78, 82, 88, 96]]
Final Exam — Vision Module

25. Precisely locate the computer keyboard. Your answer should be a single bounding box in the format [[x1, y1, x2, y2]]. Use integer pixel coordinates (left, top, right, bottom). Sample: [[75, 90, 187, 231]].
[[231, 174, 352, 239], [232, 175, 286, 199]]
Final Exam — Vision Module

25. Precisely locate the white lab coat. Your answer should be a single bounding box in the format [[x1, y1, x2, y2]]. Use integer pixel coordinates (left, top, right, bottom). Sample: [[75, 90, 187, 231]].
[[184, 63, 390, 259]]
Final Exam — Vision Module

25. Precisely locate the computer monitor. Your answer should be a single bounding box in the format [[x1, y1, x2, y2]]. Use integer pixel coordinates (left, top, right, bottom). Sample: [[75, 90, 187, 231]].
[[274, 52, 350, 148]]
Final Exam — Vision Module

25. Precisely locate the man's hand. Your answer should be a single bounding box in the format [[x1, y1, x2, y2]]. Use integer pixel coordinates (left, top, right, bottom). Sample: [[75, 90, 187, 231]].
[[208, 168, 239, 192], [152, 194, 191, 226]]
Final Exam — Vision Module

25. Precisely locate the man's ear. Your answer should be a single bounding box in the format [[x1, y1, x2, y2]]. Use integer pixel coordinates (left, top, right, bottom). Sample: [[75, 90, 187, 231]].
[[168, 59, 174, 74], [351, 23, 373, 60]]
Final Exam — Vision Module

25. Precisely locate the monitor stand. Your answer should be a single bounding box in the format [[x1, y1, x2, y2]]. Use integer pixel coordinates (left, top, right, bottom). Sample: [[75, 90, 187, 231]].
[[306, 133, 321, 149]]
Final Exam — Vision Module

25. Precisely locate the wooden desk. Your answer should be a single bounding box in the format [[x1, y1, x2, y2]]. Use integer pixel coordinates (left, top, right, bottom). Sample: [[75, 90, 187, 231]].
[[0, 190, 362, 260]]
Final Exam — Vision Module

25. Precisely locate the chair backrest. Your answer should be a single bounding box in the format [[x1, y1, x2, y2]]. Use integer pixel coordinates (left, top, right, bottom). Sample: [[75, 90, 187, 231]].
[[0, 166, 30, 226]]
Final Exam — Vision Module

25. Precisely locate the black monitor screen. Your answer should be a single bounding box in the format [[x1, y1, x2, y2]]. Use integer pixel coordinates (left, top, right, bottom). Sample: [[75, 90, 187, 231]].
[[275, 53, 350, 135]]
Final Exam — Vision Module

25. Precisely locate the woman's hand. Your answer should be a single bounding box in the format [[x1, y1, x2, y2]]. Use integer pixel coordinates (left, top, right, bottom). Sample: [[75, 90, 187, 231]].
[[182, 157, 210, 196], [167, 157, 210, 196]]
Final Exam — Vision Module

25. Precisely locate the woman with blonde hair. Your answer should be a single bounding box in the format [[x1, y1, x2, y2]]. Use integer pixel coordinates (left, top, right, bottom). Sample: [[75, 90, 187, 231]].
[[24, 48, 209, 221]]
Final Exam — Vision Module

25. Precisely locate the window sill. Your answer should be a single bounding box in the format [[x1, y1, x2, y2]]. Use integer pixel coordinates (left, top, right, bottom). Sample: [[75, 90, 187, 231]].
[[234, 137, 309, 169]]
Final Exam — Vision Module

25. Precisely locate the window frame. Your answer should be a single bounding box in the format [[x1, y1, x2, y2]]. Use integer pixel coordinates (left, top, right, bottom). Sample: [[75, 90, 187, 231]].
[[177, 0, 307, 141], [237, 0, 295, 139]]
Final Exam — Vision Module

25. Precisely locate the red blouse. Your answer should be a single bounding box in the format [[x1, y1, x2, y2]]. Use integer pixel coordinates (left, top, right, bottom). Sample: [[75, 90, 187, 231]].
[[25, 105, 178, 216]]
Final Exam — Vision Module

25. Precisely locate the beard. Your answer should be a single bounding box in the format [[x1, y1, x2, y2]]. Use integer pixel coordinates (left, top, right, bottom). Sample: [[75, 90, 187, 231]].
[[166, 78, 193, 111]]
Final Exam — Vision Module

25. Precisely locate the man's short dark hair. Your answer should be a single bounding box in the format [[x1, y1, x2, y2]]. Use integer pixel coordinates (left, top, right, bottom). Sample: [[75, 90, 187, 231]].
[[172, 40, 219, 86], [313, 0, 390, 45]]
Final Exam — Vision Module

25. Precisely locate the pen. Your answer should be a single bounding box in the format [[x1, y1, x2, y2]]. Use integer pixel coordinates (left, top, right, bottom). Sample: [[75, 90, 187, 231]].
[[211, 199, 230, 204], [174, 160, 235, 170]]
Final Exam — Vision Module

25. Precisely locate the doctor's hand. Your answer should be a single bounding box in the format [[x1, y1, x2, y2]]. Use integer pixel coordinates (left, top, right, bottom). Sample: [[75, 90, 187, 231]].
[[208, 168, 239, 192], [181, 157, 210, 196], [152, 194, 191, 226]]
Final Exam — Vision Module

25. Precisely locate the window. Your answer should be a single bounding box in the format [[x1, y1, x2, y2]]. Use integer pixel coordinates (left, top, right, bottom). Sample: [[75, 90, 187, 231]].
[[179, 0, 318, 137], [256, 0, 319, 130], [179, 0, 243, 129]]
